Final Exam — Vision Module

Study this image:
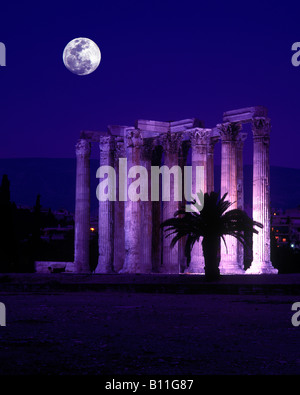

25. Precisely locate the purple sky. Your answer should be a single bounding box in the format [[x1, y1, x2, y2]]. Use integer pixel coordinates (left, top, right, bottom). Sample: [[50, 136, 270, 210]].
[[0, 0, 300, 168]]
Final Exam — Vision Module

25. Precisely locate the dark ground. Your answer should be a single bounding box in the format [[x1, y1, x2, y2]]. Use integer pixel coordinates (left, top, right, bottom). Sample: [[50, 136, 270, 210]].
[[0, 274, 300, 375]]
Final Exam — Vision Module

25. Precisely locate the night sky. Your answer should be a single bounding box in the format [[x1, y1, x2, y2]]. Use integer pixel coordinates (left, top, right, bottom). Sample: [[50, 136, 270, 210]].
[[1, 0, 300, 168]]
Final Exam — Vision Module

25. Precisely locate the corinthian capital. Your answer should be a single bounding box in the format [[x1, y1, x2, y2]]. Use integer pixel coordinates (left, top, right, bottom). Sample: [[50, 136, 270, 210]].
[[162, 131, 182, 154], [217, 122, 242, 142], [252, 117, 271, 138], [75, 139, 91, 157], [126, 128, 143, 148], [189, 128, 209, 146]]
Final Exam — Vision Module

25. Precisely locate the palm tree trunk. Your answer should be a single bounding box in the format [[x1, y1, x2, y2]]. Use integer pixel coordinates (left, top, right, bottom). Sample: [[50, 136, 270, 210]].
[[202, 236, 220, 280]]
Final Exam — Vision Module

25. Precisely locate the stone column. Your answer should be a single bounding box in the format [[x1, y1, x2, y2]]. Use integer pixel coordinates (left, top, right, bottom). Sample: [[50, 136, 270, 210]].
[[74, 139, 91, 273], [185, 129, 208, 274], [160, 131, 182, 274], [207, 135, 219, 194], [219, 122, 244, 274], [236, 133, 247, 211], [114, 136, 125, 273], [236, 132, 247, 269], [95, 136, 115, 273], [247, 117, 277, 274], [151, 145, 163, 273], [140, 138, 154, 273], [120, 129, 143, 273], [178, 140, 190, 273]]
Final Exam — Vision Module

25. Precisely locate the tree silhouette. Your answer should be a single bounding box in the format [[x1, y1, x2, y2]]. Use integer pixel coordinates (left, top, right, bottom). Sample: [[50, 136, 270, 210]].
[[32, 194, 41, 244], [0, 175, 16, 271], [160, 191, 263, 280]]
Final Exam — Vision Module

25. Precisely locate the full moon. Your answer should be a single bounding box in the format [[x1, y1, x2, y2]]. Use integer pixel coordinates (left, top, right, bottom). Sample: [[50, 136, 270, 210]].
[[63, 38, 101, 76]]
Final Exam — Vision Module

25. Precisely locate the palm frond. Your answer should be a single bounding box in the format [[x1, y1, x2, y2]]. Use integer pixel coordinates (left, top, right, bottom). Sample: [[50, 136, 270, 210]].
[[220, 234, 228, 253], [160, 191, 263, 269]]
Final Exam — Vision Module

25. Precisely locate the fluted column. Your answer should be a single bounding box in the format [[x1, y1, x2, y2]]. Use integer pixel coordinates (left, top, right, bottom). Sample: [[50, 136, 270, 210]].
[[219, 122, 244, 274], [160, 131, 182, 273], [74, 139, 91, 273], [120, 129, 143, 273], [96, 136, 115, 273], [178, 141, 190, 273], [236, 133, 247, 211], [236, 133, 247, 268], [114, 136, 125, 273], [207, 135, 219, 194], [140, 138, 154, 273], [186, 129, 209, 274], [151, 145, 163, 273], [247, 117, 277, 274]]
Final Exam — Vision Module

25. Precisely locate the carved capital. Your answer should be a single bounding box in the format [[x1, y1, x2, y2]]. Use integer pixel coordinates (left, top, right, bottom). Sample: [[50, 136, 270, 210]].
[[75, 139, 91, 157], [189, 128, 209, 146], [126, 128, 143, 149], [162, 131, 182, 154], [218, 122, 242, 142], [252, 117, 271, 139]]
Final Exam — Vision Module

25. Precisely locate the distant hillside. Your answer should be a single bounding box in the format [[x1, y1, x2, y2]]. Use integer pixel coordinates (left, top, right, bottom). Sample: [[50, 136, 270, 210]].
[[0, 158, 102, 215], [0, 159, 299, 214]]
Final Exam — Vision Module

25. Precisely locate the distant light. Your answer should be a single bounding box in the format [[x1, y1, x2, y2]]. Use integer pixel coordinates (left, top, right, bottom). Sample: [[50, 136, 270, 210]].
[[90, 227, 95, 232], [274, 213, 277, 216], [283, 238, 287, 242]]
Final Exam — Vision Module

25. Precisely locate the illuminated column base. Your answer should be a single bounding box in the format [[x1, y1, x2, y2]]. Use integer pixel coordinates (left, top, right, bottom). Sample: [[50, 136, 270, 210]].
[[246, 262, 278, 274], [219, 235, 244, 275], [185, 239, 205, 274]]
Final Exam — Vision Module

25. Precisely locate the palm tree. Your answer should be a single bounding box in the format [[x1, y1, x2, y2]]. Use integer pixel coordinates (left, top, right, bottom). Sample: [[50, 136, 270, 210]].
[[160, 191, 263, 280]]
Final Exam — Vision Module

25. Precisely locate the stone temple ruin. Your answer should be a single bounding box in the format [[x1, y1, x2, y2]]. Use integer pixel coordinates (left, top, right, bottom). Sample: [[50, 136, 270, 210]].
[[73, 106, 277, 275]]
